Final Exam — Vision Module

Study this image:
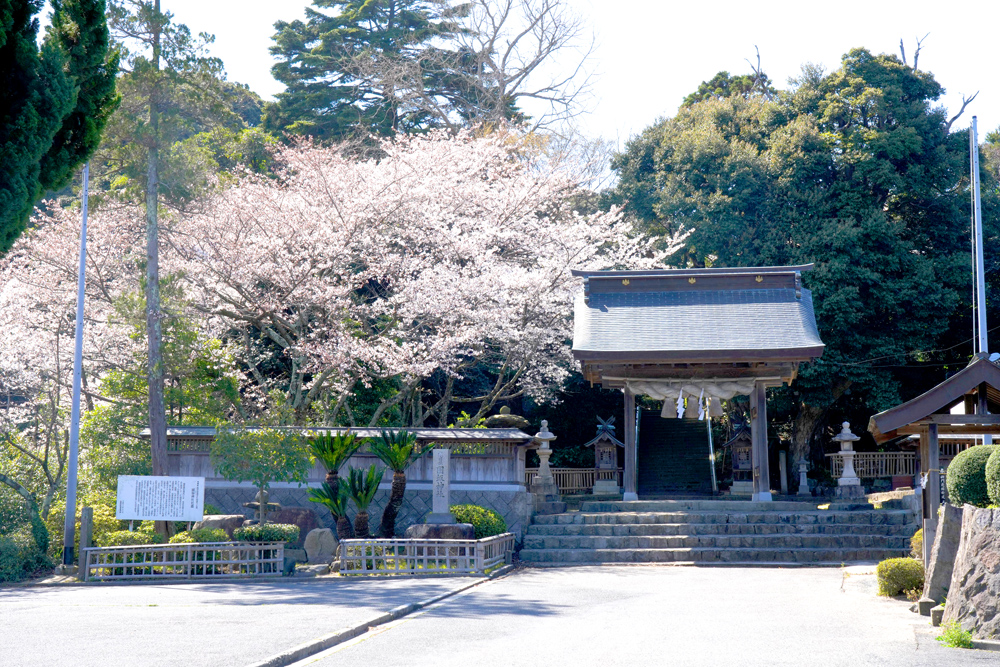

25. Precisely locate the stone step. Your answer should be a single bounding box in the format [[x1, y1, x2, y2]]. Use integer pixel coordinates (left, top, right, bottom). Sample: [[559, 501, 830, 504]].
[[525, 522, 916, 537], [518, 547, 912, 564], [521, 534, 911, 551], [580, 500, 827, 512], [530, 510, 914, 527]]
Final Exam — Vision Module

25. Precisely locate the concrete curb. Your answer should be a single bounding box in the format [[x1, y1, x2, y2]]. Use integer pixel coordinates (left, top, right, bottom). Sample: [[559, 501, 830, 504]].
[[246, 570, 513, 667], [972, 639, 1000, 652]]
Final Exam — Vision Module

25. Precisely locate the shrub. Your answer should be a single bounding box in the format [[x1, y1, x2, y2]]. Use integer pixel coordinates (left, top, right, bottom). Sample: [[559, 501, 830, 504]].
[[876, 557, 924, 597], [910, 529, 923, 559], [98, 530, 164, 547], [450, 505, 507, 539], [233, 523, 299, 545], [203, 504, 223, 516], [936, 621, 974, 649], [0, 524, 50, 582], [946, 445, 997, 507], [986, 447, 1000, 507], [45, 498, 124, 558], [169, 528, 228, 544]]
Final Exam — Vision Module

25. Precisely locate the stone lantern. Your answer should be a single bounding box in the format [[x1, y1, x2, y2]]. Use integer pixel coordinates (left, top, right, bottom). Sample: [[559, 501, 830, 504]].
[[529, 420, 560, 502], [833, 421, 864, 499]]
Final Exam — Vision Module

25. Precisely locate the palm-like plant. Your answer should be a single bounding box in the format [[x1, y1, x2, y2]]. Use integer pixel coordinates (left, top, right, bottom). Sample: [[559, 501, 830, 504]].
[[370, 430, 420, 537], [307, 479, 354, 541], [310, 431, 364, 489], [347, 464, 385, 538]]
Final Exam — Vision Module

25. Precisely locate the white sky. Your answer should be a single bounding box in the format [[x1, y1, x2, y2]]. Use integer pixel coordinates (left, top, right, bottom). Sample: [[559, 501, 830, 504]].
[[137, 0, 1000, 145]]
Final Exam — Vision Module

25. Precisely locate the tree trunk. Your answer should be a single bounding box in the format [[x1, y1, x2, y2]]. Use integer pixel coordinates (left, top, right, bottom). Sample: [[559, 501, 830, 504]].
[[325, 470, 338, 488], [258, 485, 266, 525], [378, 471, 406, 537], [354, 510, 370, 539], [336, 515, 354, 541]]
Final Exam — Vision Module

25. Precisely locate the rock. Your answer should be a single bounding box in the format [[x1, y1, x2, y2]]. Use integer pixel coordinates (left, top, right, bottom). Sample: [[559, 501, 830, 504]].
[[404, 523, 475, 540], [942, 505, 1000, 638], [931, 604, 945, 627], [285, 548, 308, 563], [484, 413, 530, 429], [924, 503, 963, 604], [304, 528, 338, 564], [193, 515, 246, 538], [268, 507, 319, 548], [295, 564, 331, 577]]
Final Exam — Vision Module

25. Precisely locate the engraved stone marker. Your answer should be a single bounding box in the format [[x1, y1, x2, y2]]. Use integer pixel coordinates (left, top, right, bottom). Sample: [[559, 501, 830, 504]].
[[426, 448, 456, 524]]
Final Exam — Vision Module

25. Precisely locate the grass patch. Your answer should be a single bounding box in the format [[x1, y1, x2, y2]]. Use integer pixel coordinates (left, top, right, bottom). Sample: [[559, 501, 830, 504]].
[[936, 622, 974, 649]]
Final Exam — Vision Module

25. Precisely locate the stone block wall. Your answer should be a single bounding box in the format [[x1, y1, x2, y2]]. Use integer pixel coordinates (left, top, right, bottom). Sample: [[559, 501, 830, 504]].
[[206, 485, 533, 541]]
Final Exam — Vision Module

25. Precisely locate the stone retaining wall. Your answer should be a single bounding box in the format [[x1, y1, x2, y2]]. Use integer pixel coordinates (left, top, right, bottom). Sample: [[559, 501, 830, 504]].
[[206, 485, 533, 541], [942, 505, 1000, 639]]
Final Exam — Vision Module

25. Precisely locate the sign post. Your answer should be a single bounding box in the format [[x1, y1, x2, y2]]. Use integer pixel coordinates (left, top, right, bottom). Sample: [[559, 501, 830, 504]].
[[116, 475, 206, 522]]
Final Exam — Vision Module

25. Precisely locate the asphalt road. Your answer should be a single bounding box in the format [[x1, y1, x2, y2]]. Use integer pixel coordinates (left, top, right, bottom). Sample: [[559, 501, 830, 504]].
[[0, 577, 473, 667], [295, 566, 998, 667]]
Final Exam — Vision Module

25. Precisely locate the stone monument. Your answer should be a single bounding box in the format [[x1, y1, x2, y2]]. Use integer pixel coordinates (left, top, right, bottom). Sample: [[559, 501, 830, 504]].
[[404, 447, 475, 540], [833, 421, 865, 499], [797, 459, 811, 496]]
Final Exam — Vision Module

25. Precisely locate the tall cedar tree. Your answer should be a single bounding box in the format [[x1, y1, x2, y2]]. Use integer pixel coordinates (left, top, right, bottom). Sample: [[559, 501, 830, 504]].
[[266, 0, 466, 141], [0, 0, 118, 253], [608, 49, 987, 464]]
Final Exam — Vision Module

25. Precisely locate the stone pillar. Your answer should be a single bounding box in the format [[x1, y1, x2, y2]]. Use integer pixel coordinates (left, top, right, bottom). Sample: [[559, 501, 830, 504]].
[[427, 448, 456, 524], [750, 381, 772, 502], [76, 507, 93, 581], [778, 451, 788, 496], [623, 388, 638, 501]]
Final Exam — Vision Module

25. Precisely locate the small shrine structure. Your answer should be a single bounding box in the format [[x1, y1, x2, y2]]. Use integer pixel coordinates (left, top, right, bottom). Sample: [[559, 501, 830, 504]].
[[572, 264, 825, 501], [582, 416, 625, 494], [721, 424, 753, 496]]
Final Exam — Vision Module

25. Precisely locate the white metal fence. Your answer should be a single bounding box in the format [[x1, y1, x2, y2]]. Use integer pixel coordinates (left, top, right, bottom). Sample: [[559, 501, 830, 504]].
[[81, 541, 285, 582], [339, 533, 515, 576], [826, 452, 917, 478]]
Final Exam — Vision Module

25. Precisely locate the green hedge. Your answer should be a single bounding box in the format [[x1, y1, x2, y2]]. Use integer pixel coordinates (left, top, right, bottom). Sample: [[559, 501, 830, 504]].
[[946, 445, 997, 507], [876, 557, 924, 597], [233, 523, 299, 545], [0, 490, 51, 582], [986, 447, 1000, 507], [910, 529, 923, 559], [169, 528, 228, 544], [450, 504, 507, 539], [98, 530, 164, 547]]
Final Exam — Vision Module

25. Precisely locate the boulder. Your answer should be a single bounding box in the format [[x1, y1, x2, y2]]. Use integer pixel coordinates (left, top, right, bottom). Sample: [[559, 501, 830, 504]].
[[923, 503, 963, 604], [193, 515, 246, 539], [304, 528, 338, 564], [942, 505, 1000, 638], [268, 507, 319, 548], [404, 523, 475, 540]]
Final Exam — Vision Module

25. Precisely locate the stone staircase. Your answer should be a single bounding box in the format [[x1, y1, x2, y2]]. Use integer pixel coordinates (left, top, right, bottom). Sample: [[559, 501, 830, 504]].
[[519, 499, 918, 566]]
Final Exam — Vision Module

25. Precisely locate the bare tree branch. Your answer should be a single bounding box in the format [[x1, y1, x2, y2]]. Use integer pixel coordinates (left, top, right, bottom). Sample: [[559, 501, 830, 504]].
[[945, 92, 979, 133]]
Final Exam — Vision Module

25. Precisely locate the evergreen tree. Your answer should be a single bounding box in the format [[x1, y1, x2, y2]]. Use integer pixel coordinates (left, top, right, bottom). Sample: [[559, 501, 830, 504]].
[[266, 0, 467, 141], [0, 0, 117, 253]]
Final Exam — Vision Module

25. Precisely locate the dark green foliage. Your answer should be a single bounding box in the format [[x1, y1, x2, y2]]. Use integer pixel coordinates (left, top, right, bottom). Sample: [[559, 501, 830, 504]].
[[310, 431, 363, 487], [266, 0, 465, 141], [233, 523, 300, 545], [372, 430, 419, 537], [168, 527, 227, 544], [0, 524, 50, 582], [0, 0, 117, 253], [947, 445, 997, 507], [308, 479, 354, 541], [99, 529, 164, 546], [986, 448, 1000, 507], [450, 504, 506, 539], [682, 70, 775, 108], [203, 504, 222, 516], [876, 557, 924, 596]]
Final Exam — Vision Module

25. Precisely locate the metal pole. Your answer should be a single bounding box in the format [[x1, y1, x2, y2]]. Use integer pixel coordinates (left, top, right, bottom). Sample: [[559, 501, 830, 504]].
[[972, 117, 988, 354], [61, 162, 89, 566], [970, 124, 979, 353], [706, 416, 718, 494]]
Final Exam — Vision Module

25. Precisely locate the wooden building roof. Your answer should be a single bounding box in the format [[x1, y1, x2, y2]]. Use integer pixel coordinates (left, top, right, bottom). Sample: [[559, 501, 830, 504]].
[[571, 264, 824, 387], [868, 355, 1000, 442]]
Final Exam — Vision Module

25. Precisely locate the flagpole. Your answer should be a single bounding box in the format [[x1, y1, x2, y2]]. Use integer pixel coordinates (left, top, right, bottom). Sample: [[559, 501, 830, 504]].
[[971, 117, 987, 354], [61, 162, 89, 567]]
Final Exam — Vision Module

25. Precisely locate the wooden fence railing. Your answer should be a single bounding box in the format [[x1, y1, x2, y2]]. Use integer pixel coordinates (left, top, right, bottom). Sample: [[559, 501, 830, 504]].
[[81, 541, 285, 582], [523, 468, 622, 494], [339, 533, 515, 576], [826, 452, 917, 479]]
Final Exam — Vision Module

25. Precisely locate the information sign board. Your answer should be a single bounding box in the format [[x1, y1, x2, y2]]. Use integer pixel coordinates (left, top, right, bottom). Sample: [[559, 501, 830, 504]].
[[116, 475, 205, 522]]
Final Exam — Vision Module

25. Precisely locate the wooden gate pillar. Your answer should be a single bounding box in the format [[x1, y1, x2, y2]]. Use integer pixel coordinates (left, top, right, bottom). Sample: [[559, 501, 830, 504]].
[[750, 381, 772, 502], [623, 388, 638, 501]]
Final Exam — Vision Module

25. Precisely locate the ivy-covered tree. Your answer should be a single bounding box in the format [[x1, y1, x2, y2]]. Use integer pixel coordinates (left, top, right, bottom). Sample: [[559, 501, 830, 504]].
[[0, 0, 118, 253], [609, 48, 982, 463]]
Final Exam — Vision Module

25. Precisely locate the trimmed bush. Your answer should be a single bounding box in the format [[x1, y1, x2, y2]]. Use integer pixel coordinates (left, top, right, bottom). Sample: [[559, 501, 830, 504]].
[[876, 557, 924, 597], [986, 447, 1000, 507], [910, 528, 923, 559], [450, 504, 507, 539], [169, 528, 228, 544], [98, 530, 164, 547], [233, 523, 299, 545], [946, 445, 997, 507], [203, 504, 223, 516], [45, 498, 124, 557]]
